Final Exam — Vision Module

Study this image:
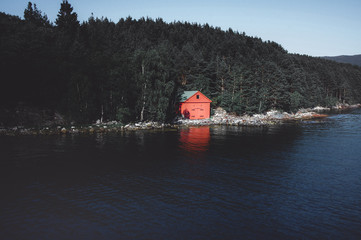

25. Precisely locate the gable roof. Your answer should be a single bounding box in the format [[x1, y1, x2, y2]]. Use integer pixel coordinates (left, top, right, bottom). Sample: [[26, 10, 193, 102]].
[[180, 90, 212, 103], [180, 91, 198, 102]]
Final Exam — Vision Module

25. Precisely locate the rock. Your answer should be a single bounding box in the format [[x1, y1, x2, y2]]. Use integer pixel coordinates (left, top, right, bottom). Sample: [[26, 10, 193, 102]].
[[311, 114, 328, 118], [72, 128, 79, 133], [214, 107, 227, 117], [312, 106, 330, 112], [266, 110, 285, 120]]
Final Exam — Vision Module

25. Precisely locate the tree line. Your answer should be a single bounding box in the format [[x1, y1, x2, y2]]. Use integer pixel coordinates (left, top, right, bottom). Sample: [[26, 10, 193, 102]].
[[1, 1, 361, 124]]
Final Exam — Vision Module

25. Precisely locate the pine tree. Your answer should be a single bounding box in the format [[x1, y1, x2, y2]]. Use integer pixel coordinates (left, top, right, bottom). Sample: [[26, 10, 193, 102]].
[[55, 0, 79, 33], [24, 2, 50, 27]]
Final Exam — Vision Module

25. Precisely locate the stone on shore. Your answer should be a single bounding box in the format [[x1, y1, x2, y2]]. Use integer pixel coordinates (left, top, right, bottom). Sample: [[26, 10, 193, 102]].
[[1, 103, 359, 136], [176, 107, 332, 127]]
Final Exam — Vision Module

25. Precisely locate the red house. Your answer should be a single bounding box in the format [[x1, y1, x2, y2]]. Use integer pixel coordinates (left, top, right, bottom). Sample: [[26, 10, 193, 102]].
[[179, 91, 212, 119]]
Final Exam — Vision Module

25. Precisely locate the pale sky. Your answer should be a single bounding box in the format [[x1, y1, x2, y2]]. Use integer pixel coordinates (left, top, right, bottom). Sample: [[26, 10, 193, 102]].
[[1, 0, 360, 56]]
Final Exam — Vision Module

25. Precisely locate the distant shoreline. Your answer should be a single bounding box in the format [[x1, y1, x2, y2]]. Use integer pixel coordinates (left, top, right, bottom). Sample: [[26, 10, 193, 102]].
[[1, 104, 360, 136]]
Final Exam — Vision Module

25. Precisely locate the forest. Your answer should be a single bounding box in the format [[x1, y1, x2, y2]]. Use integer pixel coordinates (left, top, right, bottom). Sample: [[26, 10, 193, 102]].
[[1, 1, 361, 125]]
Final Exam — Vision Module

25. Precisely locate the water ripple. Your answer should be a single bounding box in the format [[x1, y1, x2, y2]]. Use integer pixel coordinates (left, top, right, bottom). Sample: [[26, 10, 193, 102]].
[[1, 109, 361, 239]]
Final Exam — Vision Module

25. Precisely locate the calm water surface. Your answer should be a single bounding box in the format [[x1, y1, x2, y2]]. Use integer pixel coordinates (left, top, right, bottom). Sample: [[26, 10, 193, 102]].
[[1, 109, 361, 239]]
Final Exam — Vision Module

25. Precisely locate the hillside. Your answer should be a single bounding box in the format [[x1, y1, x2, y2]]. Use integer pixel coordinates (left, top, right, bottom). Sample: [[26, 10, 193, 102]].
[[1, 1, 361, 125], [322, 54, 361, 67]]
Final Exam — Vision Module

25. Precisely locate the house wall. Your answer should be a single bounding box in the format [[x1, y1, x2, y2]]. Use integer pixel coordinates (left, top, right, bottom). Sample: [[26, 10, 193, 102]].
[[179, 91, 212, 120], [180, 102, 211, 119]]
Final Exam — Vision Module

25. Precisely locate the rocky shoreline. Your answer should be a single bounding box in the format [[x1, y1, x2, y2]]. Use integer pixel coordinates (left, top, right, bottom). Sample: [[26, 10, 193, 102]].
[[176, 103, 361, 126], [1, 104, 360, 136]]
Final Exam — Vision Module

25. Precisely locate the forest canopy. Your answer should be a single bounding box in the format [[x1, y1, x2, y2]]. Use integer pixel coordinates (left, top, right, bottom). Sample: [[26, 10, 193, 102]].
[[1, 1, 361, 124]]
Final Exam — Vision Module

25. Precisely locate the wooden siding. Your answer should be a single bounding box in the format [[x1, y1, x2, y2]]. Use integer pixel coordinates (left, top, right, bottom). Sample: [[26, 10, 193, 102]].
[[179, 91, 212, 120]]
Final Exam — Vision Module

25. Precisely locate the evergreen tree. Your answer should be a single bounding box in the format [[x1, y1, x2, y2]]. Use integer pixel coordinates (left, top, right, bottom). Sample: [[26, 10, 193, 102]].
[[2, 9, 361, 125], [24, 2, 50, 27], [55, 0, 79, 33]]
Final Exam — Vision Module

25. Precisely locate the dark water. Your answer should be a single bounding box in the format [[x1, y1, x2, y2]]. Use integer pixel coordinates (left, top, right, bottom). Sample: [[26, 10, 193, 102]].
[[1, 109, 361, 239]]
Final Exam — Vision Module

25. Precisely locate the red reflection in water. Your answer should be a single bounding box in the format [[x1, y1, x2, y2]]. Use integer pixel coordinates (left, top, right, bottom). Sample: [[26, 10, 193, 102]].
[[179, 126, 210, 154]]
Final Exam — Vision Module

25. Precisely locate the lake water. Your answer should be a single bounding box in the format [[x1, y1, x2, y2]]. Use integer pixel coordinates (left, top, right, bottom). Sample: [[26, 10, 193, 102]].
[[1, 109, 361, 239]]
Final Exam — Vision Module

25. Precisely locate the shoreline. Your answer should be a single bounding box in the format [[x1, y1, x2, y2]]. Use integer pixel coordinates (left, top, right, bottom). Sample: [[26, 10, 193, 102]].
[[176, 103, 361, 127], [1, 104, 360, 136]]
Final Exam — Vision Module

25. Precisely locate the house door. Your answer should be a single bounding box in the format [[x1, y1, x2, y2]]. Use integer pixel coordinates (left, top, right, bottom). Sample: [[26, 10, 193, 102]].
[[190, 107, 205, 119]]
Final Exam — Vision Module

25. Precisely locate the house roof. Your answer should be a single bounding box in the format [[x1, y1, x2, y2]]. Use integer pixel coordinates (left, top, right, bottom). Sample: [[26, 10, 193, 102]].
[[180, 90, 212, 103], [180, 91, 198, 102]]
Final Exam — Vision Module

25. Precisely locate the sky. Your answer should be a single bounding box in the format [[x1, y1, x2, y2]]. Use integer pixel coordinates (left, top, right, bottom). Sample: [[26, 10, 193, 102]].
[[1, 0, 360, 57]]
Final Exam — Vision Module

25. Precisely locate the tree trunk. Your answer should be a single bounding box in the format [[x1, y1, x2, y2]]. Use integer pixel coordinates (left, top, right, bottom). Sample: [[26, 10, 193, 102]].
[[258, 100, 262, 113], [140, 82, 146, 122], [221, 77, 224, 95], [140, 62, 146, 122], [100, 104, 104, 123], [231, 75, 236, 103]]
